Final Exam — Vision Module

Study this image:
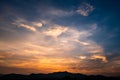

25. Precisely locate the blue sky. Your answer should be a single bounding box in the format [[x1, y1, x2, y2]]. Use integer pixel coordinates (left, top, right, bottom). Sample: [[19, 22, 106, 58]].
[[0, 0, 120, 76]]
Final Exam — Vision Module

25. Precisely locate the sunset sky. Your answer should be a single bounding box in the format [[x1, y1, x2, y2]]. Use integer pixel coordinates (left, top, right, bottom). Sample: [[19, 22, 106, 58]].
[[0, 0, 120, 76]]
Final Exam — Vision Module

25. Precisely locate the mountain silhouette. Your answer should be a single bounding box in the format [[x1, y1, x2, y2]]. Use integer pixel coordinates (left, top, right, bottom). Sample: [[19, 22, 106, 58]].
[[0, 71, 120, 80]]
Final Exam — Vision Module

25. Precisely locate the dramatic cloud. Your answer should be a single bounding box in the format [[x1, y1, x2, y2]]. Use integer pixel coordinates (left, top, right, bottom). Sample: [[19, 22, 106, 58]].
[[0, 0, 120, 76], [0, 18, 108, 74], [77, 3, 94, 16]]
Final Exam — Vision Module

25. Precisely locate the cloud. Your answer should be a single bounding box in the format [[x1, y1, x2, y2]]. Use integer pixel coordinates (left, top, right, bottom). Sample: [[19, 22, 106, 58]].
[[0, 18, 108, 74], [43, 25, 68, 38], [12, 18, 43, 32], [0, 65, 43, 74], [33, 22, 43, 28], [19, 23, 36, 31], [76, 3, 94, 16], [79, 56, 87, 59], [0, 0, 119, 75], [48, 9, 73, 16], [38, 7, 74, 17], [0, 51, 14, 59], [91, 54, 108, 62], [2, 22, 106, 59]]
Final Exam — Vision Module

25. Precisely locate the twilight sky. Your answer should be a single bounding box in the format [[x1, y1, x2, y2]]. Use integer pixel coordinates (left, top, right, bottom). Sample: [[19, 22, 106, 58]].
[[0, 0, 120, 76]]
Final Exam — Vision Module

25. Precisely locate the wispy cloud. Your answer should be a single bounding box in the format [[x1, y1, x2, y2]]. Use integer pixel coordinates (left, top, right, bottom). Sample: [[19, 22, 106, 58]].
[[76, 3, 94, 16], [48, 8, 73, 16], [12, 18, 43, 32], [38, 7, 74, 17], [19, 23, 36, 31]]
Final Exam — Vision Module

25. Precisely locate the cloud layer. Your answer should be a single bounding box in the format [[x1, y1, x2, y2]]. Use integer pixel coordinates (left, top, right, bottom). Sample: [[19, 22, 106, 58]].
[[0, 0, 120, 76], [0, 17, 109, 75]]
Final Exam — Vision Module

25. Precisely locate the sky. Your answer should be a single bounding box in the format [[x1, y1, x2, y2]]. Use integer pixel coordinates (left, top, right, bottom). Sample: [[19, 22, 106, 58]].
[[0, 0, 120, 76]]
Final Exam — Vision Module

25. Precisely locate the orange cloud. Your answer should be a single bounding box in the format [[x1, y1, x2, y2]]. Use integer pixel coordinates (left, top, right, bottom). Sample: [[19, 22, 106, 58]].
[[0, 21, 109, 74], [79, 56, 87, 59], [91, 55, 108, 62]]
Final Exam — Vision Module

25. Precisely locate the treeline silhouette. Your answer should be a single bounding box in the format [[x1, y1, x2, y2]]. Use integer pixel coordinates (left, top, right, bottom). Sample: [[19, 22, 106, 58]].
[[0, 71, 120, 80]]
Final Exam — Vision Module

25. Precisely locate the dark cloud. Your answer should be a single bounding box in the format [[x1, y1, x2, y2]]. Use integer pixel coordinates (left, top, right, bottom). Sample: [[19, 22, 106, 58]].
[[0, 65, 41, 74]]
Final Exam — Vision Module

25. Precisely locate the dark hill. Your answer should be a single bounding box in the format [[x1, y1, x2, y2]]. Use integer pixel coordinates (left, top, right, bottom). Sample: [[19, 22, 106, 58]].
[[0, 71, 119, 80]]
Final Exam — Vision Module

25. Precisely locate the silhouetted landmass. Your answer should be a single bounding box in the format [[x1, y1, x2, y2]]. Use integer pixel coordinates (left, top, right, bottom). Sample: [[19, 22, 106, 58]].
[[0, 71, 120, 80]]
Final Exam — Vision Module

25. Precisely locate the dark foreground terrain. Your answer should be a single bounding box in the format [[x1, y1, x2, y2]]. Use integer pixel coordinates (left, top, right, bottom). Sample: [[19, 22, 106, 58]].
[[0, 72, 120, 80]]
